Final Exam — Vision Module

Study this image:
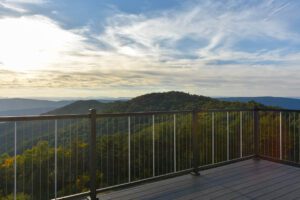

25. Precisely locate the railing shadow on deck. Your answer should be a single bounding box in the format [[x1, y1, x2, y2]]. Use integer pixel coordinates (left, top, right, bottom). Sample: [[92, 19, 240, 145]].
[[1, 108, 300, 200]]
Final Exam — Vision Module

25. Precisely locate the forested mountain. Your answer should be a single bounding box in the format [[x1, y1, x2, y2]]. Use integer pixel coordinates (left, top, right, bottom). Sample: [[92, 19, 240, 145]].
[[48, 91, 265, 115], [219, 96, 300, 110], [46, 100, 108, 114]]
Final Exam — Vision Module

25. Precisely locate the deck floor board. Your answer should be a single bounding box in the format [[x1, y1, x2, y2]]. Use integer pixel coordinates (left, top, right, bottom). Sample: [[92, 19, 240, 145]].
[[99, 159, 300, 200]]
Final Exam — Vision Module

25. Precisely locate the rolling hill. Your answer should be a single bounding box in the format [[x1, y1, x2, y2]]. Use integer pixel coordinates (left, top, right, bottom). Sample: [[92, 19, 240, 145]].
[[47, 91, 265, 115]]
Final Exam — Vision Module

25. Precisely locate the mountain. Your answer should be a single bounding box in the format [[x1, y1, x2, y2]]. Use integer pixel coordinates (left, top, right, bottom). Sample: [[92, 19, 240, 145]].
[[46, 100, 109, 114], [47, 91, 265, 115], [219, 97, 300, 110], [0, 107, 62, 116], [0, 98, 73, 116]]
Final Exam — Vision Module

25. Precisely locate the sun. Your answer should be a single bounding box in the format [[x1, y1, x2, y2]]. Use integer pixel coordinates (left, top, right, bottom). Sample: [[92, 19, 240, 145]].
[[0, 15, 82, 72]]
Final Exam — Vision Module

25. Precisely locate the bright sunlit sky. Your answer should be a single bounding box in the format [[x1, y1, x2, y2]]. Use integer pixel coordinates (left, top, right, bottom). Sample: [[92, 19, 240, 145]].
[[1, 0, 300, 99]]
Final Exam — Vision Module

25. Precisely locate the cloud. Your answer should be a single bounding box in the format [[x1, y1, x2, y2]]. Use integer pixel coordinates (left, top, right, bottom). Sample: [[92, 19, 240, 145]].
[[1, 0, 300, 97], [97, 0, 299, 62], [0, 15, 88, 72]]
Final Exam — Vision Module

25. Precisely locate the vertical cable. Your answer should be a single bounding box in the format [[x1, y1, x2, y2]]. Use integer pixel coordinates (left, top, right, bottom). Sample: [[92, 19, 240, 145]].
[[240, 112, 243, 158], [280, 112, 282, 160], [55, 120, 57, 200], [294, 113, 296, 162], [173, 114, 176, 172], [106, 119, 109, 186], [138, 117, 141, 178], [31, 122, 33, 198], [76, 119, 79, 191], [271, 113, 273, 158], [288, 112, 290, 160], [142, 116, 146, 179], [189, 113, 192, 168], [152, 115, 155, 177], [96, 119, 104, 188], [14, 122, 17, 200], [4, 123, 7, 196], [117, 118, 120, 184], [111, 117, 115, 184], [186, 114, 189, 169], [21, 122, 24, 195], [69, 120, 72, 193], [212, 112, 214, 164], [299, 113, 300, 163], [132, 116, 137, 177], [62, 120, 65, 194], [128, 116, 131, 183], [165, 115, 168, 174], [47, 121, 50, 199], [227, 112, 229, 161], [39, 122, 42, 199], [239, 112, 241, 157], [274, 112, 276, 158]]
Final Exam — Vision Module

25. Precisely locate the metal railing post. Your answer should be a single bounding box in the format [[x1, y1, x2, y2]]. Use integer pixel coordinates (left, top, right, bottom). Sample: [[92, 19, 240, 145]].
[[191, 110, 200, 176], [89, 109, 98, 200], [254, 107, 260, 159]]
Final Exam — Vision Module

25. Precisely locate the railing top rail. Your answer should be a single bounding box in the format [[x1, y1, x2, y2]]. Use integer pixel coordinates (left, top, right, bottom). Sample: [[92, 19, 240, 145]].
[[0, 114, 89, 122], [95, 108, 260, 117], [196, 108, 300, 113], [102, 108, 268, 116], [196, 108, 255, 112], [1, 108, 300, 122], [96, 110, 193, 117], [257, 108, 300, 113]]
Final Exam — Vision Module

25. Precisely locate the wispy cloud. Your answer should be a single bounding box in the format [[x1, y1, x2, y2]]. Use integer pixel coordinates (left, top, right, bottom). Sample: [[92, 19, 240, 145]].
[[0, 0, 46, 14]]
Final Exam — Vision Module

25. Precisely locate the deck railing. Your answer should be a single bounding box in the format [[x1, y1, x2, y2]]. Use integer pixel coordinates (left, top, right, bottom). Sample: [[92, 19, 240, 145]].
[[0, 108, 300, 200]]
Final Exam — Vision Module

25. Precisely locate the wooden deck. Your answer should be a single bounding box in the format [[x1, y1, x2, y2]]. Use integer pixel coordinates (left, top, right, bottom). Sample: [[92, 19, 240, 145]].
[[99, 159, 300, 200]]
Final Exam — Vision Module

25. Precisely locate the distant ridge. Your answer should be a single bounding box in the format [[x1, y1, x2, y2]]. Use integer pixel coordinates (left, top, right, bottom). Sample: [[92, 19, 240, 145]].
[[46, 100, 108, 114], [0, 98, 73, 116], [219, 97, 300, 110], [47, 91, 266, 115], [0, 98, 129, 116]]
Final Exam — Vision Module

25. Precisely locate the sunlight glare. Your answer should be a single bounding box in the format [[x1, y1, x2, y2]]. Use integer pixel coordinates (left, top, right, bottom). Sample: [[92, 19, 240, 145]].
[[0, 16, 81, 72]]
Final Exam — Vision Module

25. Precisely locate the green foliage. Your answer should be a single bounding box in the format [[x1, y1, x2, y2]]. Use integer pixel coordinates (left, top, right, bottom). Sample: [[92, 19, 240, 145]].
[[0, 193, 30, 200], [0, 140, 89, 199]]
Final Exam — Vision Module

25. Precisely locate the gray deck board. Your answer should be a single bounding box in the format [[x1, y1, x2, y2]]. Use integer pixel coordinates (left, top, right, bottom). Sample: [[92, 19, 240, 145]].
[[99, 159, 300, 200]]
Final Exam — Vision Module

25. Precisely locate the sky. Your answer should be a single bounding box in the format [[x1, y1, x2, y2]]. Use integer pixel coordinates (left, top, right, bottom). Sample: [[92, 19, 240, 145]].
[[0, 0, 300, 98]]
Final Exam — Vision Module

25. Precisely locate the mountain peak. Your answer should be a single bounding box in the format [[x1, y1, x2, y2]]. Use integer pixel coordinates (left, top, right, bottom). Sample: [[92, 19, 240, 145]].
[[46, 91, 264, 115]]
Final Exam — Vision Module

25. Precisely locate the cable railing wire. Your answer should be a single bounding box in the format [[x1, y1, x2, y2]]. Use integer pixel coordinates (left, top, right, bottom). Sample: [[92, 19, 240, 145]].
[[1, 108, 300, 200]]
